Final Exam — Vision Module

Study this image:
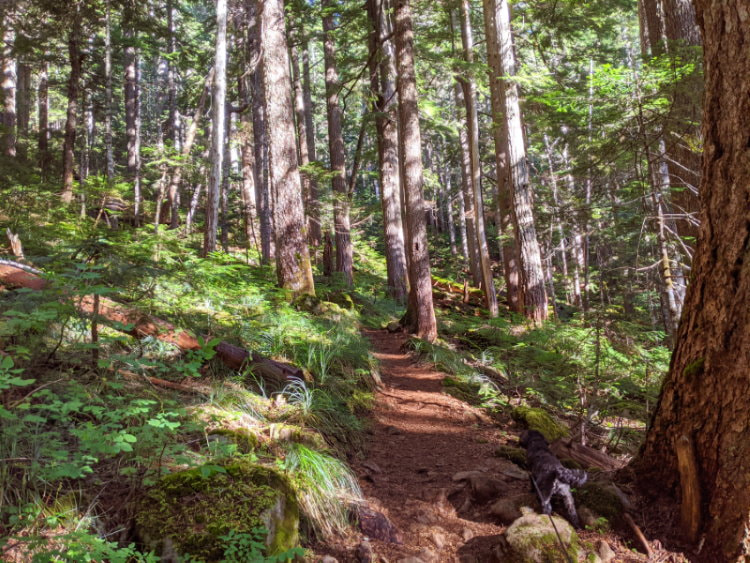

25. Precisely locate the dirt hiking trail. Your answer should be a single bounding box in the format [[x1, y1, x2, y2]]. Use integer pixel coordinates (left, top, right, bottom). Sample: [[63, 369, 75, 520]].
[[347, 329, 517, 562]]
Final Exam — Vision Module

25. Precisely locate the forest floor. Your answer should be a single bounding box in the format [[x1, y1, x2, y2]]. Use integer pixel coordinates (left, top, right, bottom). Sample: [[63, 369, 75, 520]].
[[315, 329, 657, 562]]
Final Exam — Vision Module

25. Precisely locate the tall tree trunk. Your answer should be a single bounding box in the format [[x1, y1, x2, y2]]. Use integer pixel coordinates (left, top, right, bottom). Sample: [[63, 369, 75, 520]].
[[456, 174, 469, 259], [458, 0, 498, 317], [494, 0, 548, 323], [322, 1, 354, 286], [61, 21, 82, 204], [124, 20, 141, 222], [15, 61, 29, 161], [394, 0, 436, 341], [1, 6, 16, 158], [166, 0, 180, 150], [37, 61, 49, 176], [238, 75, 258, 253], [635, 3, 750, 557], [261, 0, 315, 295], [367, 0, 408, 302], [203, 0, 227, 256], [453, 81, 480, 285], [301, 42, 322, 248], [104, 1, 114, 182], [247, 0, 273, 263], [291, 41, 319, 254], [482, 0, 522, 312]]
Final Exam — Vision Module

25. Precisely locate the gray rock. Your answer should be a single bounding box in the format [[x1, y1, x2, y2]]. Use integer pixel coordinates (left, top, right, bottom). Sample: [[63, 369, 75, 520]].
[[356, 540, 374, 563], [503, 509, 581, 562], [597, 540, 616, 562], [430, 531, 446, 550], [321, 556, 339, 563]]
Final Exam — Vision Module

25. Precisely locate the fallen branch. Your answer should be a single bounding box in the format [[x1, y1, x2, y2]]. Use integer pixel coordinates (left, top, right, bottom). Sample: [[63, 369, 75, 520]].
[[623, 512, 653, 559], [0, 263, 303, 386], [118, 369, 209, 395]]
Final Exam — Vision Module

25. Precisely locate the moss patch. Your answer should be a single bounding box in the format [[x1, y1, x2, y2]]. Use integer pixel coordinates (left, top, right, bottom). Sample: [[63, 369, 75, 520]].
[[511, 406, 569, 441], [575, 481, 625, 522], [683, 357, 704, 378], [495, 445, 528, 468], [504, 510, 580, 562], [135, 460, 299, 561]]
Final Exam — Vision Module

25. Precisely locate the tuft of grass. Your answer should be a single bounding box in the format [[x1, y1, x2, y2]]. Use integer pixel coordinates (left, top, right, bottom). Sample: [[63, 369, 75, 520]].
[[284, 444, 362, 539]]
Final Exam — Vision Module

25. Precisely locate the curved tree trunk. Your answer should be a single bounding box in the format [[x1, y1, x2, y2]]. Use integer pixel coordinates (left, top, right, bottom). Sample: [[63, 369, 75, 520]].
[[635, 3, 750, 558]]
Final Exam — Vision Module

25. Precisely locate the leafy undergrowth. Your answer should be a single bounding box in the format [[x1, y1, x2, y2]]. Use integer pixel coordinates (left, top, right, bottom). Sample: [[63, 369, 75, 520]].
[[0, 223, 400, 561], [410, 304, 670, 457]]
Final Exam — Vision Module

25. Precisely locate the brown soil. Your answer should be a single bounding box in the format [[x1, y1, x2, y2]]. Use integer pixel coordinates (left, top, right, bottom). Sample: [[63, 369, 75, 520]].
[[314, 329, 678, 562]]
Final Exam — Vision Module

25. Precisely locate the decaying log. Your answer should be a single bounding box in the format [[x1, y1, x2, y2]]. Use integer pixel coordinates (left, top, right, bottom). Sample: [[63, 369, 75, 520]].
[[675, 433, 701, 543], [0, 263, 303, 385], [550, 438, 626, 471]]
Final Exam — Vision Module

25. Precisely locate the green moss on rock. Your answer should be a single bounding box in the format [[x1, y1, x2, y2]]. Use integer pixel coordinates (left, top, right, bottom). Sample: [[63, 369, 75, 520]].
[[208, 428, 260, 454], [575, 481, 625, 522], [135, 459, 299, 561], [494, 445, 528, 468], [511, 406, 569, 441], [504, 510, 580, 562], [326, 290, 355, 310]]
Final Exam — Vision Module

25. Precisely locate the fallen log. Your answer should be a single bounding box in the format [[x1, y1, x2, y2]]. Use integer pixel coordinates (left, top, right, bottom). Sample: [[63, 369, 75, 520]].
[[549, 438, 627, 471], [0, 263, 303, 386]]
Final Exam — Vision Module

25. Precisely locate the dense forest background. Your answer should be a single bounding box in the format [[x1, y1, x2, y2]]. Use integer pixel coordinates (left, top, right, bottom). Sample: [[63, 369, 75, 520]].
[[1, 0, 748, 560]]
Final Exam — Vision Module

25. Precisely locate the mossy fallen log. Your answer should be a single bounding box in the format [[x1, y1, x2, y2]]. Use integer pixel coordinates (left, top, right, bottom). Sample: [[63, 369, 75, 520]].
[[0, 263, 303, 386]]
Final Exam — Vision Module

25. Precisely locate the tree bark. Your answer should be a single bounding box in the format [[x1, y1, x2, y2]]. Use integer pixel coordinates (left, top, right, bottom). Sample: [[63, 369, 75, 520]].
[[322, 1, 354, 286], [15, 61, 29, 161], [247, 0, 274, 264], [104, 2, 114, 182], [37, 61, 49, 177], [494, 0, 548, 323], [458, 0, 498, 317], [61, 22, 82, 204], [367, 0, 408, 302], [1, 5, 16, 158], [482, 0, 522, 312], [203, 0, 227, 256], [635, 3, 750, 558], [452, 81, 480, 286], [261, 0, 315, 295], [394, 0, 436, 341], [124, 17, 141, 223], [301, 42, 322, 248]]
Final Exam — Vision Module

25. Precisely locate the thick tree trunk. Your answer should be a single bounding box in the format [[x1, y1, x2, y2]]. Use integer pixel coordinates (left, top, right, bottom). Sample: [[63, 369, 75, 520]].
[[61, 23, 82, 204], [203, 0, 227, 256], [247, 0, 274, 264], [494, 0, 547, 322], [322, 2, 354, 286], [301, 43, 322, 248], [635, 3, 750, 559], [261, 0, 315, 295], [482, 0, 522, 312], [458, 0, 498, 317], [367, 0, 408, 302], [394, 0, 436, 341]]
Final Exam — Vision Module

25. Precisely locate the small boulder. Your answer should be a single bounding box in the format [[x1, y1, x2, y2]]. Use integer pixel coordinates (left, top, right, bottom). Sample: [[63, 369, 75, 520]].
[[489, 493, 538, 525], [511, 406, 569, 441], [575, 480, 626, 522], [386, 321, 402, 333], [502, 509, 580, 563], [597, 540, 615, 562], [134, 461, 299, 562]]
